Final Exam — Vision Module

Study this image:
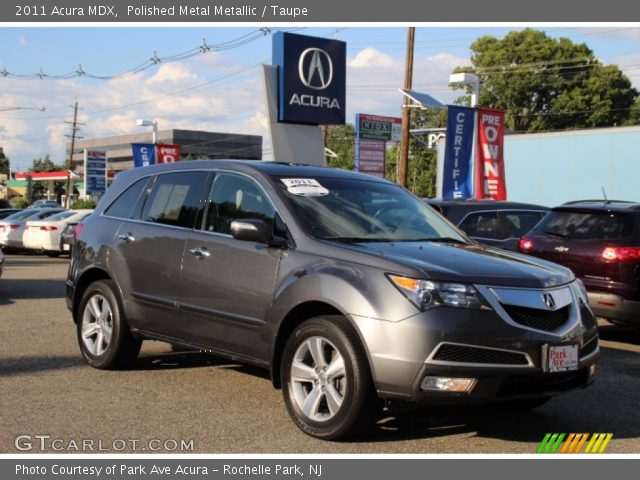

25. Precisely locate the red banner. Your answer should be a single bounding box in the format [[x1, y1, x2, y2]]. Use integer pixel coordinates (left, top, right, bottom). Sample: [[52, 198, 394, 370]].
[[156, 144, 181, 164], [475, 108, 507, 200]]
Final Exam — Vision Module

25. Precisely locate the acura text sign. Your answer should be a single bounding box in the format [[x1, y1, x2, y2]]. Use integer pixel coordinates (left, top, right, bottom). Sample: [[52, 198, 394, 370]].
[[273, 32, 346, 125]]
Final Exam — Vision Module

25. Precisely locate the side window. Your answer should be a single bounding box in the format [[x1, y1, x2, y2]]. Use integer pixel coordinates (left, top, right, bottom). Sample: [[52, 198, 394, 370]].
[[458, 211, 506, 240], [141, 172, 208, 229], [104, 177, 150, 219], [501, 211, 547, 237], [203, 172, 276, 235]]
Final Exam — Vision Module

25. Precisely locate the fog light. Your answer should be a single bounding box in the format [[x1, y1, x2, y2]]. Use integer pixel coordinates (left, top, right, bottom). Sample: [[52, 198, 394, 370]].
[[589, 363, 597, 377], [421, 376, 477, 393]]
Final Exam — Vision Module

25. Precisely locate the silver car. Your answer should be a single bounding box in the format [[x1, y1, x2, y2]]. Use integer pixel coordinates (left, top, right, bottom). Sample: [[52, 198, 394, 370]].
[[67, 160, 599, 440]]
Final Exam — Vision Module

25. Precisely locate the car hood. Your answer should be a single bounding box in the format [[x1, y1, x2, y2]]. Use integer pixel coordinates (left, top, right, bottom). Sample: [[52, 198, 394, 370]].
[[349, 241, 574, 288]]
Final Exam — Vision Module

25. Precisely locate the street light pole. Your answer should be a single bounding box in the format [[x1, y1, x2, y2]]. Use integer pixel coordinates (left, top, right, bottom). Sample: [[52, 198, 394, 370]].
[[449, 72, 480, 107], [137, 119, 158, 144]]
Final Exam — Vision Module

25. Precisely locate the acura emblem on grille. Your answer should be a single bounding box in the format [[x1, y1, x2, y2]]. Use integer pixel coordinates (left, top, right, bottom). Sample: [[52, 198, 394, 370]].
[[542, 293, 556, 310], [554, 246, 569, 252]]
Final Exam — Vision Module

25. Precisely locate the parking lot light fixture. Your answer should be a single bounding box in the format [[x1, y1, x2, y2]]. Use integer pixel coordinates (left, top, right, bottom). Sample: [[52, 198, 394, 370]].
[[136, 118, 158, 144], [449, 72, 480, 107]]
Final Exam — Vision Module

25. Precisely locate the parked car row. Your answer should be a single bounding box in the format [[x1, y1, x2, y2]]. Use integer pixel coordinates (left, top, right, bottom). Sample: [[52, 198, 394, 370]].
[[0, 208, 92, 256], [430, 198, 639, 330]]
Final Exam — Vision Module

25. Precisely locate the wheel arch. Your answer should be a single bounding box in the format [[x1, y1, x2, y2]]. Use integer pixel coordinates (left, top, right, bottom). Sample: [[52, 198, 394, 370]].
[[72, 267, 113, 323], [270, 301, 374, 390]]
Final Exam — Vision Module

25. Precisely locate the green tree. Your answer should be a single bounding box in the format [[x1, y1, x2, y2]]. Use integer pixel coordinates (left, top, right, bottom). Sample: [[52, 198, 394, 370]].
[[0, 149, 9, 176], [29, 154, 63, 172], [324, 124, 355, 170], [453, 29, 638, 131]]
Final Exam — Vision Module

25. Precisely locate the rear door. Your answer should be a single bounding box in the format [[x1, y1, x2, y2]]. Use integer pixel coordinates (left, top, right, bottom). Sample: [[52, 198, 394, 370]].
[[107, 171, 209, 337], [179, 171, 283, 360]]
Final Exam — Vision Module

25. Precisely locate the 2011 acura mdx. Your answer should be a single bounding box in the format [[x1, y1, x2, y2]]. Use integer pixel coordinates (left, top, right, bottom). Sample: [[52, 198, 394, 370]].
[[66, 160, 599, 440]]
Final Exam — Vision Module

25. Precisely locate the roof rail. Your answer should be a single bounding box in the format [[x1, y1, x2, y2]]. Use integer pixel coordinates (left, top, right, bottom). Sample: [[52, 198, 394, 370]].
[[562, 199, 635, 205]]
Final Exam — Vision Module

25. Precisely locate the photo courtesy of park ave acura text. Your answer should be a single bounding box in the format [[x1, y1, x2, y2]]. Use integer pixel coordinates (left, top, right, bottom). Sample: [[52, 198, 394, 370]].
[[2, 17, 640, 457]]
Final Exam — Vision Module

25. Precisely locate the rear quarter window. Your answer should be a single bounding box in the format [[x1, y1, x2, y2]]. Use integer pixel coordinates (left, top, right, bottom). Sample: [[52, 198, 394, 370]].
[[104, 177, 151, 220], [535, 211, 634, 240]]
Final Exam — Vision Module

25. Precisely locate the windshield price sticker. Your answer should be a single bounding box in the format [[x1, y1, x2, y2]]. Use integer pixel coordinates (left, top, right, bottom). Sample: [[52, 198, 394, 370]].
[[281, 178, 329, 196]]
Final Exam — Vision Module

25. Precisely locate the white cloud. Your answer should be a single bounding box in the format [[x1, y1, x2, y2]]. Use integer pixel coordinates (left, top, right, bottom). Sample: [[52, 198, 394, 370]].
[[349, 47, 394, 67], [147, 63, 198, 85]]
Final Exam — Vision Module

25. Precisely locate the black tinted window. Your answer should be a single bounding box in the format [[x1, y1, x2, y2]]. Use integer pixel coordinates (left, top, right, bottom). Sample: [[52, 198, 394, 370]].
[[458, 211, 504, 239], [204, 172, 275, 234], [535, 211, 634, 240], [141, 172, 207, 229], [501, 211, 547, 237], [105, 177, 150, 219]]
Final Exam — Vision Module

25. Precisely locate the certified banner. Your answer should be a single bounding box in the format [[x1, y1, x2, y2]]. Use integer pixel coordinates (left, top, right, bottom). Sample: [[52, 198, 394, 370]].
[[157, 144, 181, 164], [443, 105, 475, 199], [476, 108, 507, 200], [131, 143, 156, 167]]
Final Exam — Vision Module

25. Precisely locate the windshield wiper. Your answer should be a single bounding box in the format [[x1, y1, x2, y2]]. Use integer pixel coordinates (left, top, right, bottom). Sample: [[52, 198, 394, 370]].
[[543, 231, 568, 238], [324, 237, 392, 243], [406, 237, 469, 244]]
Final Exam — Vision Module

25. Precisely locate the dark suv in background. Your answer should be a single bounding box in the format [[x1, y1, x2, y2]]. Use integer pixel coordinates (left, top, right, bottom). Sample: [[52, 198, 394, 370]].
[[519, 200, 640, 328], [426, 200, 548, 251], [67, 161, 598, 440]]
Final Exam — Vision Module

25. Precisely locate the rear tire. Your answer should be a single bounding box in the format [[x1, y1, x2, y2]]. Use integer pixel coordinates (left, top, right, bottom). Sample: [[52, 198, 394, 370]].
[[281, 316, 378, 440], [76, 279, 142, 369]]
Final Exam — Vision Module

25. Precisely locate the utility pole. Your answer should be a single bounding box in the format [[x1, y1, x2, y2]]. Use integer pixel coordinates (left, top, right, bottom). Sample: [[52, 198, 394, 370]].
[[64, 101, 83, 208], [398, 27, 415, 188]]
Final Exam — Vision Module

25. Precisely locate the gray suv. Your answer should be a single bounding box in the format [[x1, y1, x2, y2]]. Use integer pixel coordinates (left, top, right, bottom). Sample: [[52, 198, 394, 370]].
[[67, 160, 599, 440]]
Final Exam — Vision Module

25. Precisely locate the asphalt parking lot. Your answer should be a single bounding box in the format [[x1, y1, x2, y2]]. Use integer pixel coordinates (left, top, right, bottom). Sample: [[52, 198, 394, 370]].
[[1, 254, 640, 453]]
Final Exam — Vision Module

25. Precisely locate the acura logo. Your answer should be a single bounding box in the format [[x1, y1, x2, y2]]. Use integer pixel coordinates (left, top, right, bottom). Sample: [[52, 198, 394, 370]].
[[542, 293, 556, 310], [298, 48, 333, 90]]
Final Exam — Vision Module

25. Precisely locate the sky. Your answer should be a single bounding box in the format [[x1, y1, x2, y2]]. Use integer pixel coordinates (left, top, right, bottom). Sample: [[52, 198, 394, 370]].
[[1, 26, 640, 171]]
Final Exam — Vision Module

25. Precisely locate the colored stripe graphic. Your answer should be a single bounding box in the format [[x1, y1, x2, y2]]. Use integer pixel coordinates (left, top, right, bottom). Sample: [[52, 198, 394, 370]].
[[537, 433, 566, 453], [584, 433, 613, 453]]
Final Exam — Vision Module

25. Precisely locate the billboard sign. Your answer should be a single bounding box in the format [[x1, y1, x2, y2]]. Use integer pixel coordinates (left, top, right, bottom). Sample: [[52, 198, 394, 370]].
[[273, 32, 346, 125], [443, 105, 475, 199], [356, 114, 402, 141], [84, 149, 107, 197], [157, 144, 181, 164], [355, 139, 386, 178], [131, 143, 156, 167], [476, 108, 507, 200]]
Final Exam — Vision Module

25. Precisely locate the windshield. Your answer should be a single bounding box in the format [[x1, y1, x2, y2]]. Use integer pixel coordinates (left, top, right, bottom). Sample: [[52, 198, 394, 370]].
[[273, 175, 467, 242]]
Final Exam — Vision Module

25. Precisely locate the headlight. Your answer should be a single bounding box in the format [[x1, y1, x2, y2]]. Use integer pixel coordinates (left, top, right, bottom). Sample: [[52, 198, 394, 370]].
[[387, 274, 489, 311]]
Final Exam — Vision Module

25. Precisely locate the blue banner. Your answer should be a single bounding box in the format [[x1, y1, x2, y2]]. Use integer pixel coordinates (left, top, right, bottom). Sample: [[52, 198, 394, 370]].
[[443, 105, 475, 199], [131, 143, 156, 168]]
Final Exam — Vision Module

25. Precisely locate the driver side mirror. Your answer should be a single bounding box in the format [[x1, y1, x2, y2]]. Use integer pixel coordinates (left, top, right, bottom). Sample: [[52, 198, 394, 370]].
[[230, 219, 285, 247]]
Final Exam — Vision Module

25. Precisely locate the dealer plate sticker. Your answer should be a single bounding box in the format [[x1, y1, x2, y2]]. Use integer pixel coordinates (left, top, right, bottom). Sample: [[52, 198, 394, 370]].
[[281, 178, 329, 197], [548, 344, 579, 372]]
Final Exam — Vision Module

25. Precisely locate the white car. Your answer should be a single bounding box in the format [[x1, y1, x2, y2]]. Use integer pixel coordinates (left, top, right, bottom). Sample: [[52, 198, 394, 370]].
[[0, 208, 66, 250], [23, 209, 93, 256]]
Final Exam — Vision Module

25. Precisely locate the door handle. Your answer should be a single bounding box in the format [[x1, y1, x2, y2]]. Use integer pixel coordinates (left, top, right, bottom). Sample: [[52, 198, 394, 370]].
[[189, 247, 211, 258], [117, 233, 135, 243]]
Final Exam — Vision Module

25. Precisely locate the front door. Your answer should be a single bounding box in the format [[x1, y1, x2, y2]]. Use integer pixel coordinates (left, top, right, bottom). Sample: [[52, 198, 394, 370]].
[[180, 171, 283, 362]]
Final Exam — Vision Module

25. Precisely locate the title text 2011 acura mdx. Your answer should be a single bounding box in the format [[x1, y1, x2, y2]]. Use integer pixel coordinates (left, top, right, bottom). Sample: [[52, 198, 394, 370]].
[[67, 160, 599, 440]]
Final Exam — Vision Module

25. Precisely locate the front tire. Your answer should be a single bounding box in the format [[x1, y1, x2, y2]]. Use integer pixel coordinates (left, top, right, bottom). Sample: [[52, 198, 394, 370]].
[[281, 316, 378, 440], [76, 280, 142, 369]]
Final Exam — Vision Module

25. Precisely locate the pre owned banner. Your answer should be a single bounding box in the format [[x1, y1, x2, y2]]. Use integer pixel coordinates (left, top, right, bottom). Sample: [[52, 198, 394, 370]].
[[131, 143, 156, 167], [157, 144, 181, 163], [443, 105, 475, 199], [476, 108, 507, 200]]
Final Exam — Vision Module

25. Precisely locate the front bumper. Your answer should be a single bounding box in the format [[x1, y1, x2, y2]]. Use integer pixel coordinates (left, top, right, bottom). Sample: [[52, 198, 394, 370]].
[[588, 291, 640, 328], [350, 284, 599, 403]]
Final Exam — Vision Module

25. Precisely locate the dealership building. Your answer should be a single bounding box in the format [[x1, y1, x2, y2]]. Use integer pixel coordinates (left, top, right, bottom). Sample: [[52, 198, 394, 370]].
[[67, 129, 262, 175]]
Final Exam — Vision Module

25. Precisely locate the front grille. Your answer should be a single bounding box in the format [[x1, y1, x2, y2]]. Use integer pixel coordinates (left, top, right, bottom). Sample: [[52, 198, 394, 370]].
[[432, 344, 529, 366], [580, 337, 599, 358], [502, 304, 570, 332], [498, 369, 588, 397]]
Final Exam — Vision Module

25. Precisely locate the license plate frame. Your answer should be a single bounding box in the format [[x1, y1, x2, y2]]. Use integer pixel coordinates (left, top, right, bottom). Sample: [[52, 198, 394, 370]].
[[543, 344, 579, 373]]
